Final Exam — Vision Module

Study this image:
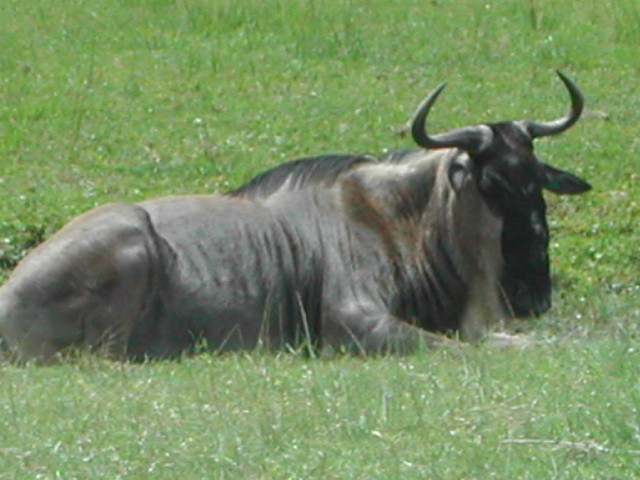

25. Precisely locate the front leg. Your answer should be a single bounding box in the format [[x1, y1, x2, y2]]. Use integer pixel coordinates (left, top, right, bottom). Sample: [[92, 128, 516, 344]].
[[323, 302, 457, 355]]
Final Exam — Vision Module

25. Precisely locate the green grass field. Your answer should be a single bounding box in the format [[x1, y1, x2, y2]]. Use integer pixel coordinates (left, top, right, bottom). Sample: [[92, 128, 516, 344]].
[[1, 0, 640, 478]]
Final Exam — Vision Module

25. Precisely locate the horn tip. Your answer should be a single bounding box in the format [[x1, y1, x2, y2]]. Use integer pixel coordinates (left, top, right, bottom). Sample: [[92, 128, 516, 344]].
[[555, 69, 571, 84], [554, 70, 581, 96]]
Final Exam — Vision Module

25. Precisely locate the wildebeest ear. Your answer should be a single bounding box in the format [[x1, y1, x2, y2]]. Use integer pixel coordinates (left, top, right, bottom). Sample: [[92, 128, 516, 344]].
[[448, 156, 472, 192], [542, 164, 592, 195]]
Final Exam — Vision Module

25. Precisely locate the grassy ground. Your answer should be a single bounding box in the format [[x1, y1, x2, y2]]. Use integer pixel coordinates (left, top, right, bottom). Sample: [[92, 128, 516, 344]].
[[0, 342, 640, 480], [2, 345, 640, 479], [1, 0, 640, 478]]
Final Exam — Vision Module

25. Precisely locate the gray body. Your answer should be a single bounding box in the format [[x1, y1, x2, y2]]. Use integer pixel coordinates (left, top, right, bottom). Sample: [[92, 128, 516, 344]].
[[0, 150, 501, 361], [0, 72, 592, 362]]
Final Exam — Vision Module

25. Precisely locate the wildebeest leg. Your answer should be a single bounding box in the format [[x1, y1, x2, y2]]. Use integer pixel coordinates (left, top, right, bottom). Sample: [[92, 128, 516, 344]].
[[0, 204, 157, 363], [357, 315, 454, 354], [325, 305, 454, 355]]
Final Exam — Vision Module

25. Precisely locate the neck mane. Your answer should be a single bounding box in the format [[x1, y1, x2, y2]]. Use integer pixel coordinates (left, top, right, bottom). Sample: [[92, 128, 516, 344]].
[[230, 154, 376, 198]]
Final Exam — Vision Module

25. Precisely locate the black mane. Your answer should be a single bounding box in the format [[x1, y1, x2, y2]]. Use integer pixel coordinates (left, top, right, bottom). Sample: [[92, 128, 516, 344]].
[[230, 154, 377, 198]]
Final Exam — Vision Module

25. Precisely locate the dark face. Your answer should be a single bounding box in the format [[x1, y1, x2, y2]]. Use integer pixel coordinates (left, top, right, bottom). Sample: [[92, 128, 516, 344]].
[[475, 124, 554, 317], [409, 71, 591, 319]]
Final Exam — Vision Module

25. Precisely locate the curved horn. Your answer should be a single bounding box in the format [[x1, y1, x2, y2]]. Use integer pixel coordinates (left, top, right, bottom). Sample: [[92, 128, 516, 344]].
[[524, 70, 584, 139], [411, 83, 493, 154]]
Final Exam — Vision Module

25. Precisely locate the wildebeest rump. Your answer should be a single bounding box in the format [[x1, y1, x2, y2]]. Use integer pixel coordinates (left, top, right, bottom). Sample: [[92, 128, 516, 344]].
[[0, 72, 590, 362]]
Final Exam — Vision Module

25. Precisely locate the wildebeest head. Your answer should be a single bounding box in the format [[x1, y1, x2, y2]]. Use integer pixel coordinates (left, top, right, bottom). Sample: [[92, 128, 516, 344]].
[[411, 71, 591, 318]]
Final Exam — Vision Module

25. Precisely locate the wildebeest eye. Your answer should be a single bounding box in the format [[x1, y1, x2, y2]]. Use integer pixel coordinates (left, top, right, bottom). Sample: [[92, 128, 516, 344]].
[[480, 169, 516, 195]]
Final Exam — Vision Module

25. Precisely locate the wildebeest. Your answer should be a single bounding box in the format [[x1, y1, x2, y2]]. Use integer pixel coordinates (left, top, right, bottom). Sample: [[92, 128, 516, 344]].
[[0, 71, 590, 363]]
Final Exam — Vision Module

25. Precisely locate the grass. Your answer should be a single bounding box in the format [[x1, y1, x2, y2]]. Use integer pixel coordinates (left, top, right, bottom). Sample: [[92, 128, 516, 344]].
[[2, 345, 640, 479], [1, 0, 640, 478]]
